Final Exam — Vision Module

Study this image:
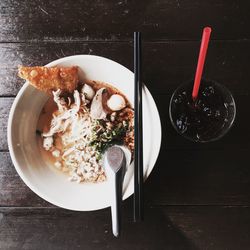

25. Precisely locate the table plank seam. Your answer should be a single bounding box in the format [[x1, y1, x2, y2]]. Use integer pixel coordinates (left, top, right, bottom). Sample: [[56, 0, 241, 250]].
[[0, 39, 250, 44], [0, 205, 250, 209]]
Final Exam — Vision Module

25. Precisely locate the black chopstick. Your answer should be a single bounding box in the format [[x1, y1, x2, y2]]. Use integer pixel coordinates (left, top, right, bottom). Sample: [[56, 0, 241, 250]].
[[134, 31, 143, 222]]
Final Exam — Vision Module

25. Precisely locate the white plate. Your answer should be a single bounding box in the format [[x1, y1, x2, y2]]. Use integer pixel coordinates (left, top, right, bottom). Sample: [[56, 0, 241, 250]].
[[7, 55, 162, 211]]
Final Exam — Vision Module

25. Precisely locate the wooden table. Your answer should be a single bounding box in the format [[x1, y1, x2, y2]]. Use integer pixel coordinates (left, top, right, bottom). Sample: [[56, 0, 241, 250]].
[[1, 1, 250, 249]]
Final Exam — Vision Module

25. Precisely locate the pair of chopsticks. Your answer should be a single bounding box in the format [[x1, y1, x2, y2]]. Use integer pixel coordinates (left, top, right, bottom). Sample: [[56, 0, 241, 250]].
[[134, 32, 143, 222]]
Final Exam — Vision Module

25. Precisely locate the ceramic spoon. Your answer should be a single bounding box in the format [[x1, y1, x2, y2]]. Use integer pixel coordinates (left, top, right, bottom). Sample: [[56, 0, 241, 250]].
[[104, 145, 127, 237]]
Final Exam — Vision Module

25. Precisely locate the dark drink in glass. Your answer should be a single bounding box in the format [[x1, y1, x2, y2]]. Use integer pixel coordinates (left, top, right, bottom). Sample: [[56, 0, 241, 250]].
[[169, 79, 236, 142]]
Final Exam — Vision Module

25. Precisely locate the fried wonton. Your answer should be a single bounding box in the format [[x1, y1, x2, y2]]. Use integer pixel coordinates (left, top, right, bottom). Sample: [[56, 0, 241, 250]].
[[18, 66, 79, 93]]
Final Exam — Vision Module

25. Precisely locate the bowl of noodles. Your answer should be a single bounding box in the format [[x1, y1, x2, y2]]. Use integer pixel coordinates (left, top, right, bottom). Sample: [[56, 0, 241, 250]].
[[8, 55, 161, 211]]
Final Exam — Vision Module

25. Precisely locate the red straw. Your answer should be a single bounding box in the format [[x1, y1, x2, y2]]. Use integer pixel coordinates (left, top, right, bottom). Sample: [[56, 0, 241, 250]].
[[192, 27, 212, 101]]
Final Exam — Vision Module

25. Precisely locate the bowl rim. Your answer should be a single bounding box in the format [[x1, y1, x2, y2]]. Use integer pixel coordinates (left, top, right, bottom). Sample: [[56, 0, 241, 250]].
[[7, 54, 162, 211]]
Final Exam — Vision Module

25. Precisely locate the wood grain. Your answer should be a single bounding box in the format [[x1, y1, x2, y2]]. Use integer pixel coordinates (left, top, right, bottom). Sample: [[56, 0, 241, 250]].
[[0, 41, 250, 97], [163, 206, 250, 250], [0, 98, 12, 150], [146, 148, 250, 206], [0, 0, 250, 42], [0, 152, 51, 207], [2, 146, 250, 207], [1, 205, 250, 250]]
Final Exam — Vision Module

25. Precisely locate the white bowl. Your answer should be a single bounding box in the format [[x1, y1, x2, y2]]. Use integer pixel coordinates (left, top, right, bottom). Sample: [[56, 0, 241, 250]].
[[8, 55, 162, 211]]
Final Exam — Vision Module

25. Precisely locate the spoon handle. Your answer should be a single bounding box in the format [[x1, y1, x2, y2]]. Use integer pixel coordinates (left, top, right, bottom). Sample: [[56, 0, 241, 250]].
[[111, 170, 123, 237]]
